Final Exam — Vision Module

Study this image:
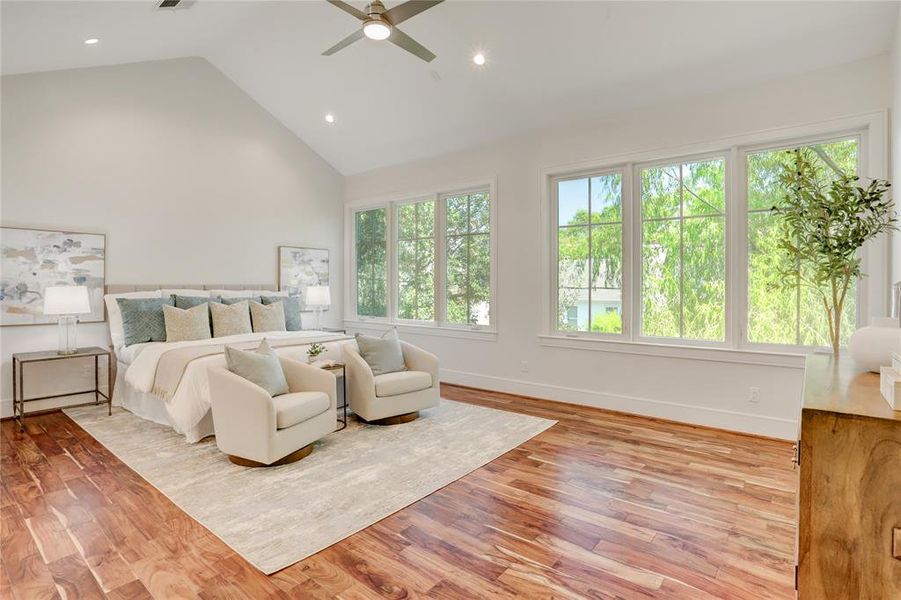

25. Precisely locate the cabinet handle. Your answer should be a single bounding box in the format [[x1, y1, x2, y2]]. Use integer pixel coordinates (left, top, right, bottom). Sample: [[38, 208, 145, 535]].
[[791, 444, 799, 468], [893, 528, 900, 560]]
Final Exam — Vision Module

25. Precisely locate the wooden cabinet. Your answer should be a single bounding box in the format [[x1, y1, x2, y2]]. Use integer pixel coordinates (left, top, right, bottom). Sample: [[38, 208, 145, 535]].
[[798, 355, 901, 599]]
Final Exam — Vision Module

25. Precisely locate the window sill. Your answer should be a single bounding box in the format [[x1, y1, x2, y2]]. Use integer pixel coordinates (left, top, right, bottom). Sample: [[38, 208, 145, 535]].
[[538, 334, 807, 368], [345, 320, 498, 342]]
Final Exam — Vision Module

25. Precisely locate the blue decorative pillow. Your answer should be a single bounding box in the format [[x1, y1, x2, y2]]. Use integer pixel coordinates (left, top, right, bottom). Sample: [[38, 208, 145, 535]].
[[261, 295, 303, 331], [172, 295, 221, 309], [117, 297, 175, 345], [221, 296, 261, 305]]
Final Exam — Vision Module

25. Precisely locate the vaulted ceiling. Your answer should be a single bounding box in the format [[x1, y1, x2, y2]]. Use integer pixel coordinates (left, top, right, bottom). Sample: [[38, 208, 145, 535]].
[[3, 1, 899, 174]]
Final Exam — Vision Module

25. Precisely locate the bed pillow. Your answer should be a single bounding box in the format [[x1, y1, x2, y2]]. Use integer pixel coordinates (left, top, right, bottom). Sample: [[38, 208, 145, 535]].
[[221, 295, 261, 305], [162, 304, 212, 342], [211, 290, 260, 304], [104, 290, 162, 350], [224, 339, 288, 397], [173, 295, 221, 309], [210, 300, 252, 337], [250, 301, 286, 333], [261, 295, 303, 331], [355, 329, 407, 376], [117, 296, 175, 346]]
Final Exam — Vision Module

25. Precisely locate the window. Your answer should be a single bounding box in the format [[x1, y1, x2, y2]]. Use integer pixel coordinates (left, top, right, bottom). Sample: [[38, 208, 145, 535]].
[[445, 191, 491, 326], [354, 207, 387, 318], [350, 185, 494, 331], [746, 138, 858, 347], [640, 158, 726, 341], [546, 127, 868, 353], [396, 200, 435, 321], [555, 173, 623, 334]]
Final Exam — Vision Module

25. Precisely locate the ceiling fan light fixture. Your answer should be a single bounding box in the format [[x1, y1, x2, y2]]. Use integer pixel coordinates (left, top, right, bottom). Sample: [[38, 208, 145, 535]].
[[363, 19, 391, 41]]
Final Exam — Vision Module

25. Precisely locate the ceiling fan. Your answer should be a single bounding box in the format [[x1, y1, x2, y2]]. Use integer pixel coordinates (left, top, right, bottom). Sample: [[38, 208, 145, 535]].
[[322, 0, 444, 63]]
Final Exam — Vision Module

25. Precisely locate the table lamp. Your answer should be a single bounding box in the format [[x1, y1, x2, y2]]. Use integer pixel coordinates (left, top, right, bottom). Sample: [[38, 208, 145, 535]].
[[43, 286, 91, 355], [305, 286, 331, 330]]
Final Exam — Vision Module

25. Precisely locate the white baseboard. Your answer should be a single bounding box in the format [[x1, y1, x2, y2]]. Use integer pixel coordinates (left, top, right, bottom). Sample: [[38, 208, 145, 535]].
[[4, 372, 798, 441], [439, 368, 798, 441]]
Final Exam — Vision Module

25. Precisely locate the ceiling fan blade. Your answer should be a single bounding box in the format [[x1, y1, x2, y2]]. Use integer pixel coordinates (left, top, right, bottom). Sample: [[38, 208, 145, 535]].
[[326, 0, 367, 21], [322, 29, 365, 56], [388, 27, 436, 62], [383, 0, 444, 25]]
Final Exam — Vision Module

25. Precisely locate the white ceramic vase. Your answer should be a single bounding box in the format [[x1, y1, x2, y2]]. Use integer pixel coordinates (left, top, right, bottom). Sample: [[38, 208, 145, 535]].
[[847, 317, 901, 373]]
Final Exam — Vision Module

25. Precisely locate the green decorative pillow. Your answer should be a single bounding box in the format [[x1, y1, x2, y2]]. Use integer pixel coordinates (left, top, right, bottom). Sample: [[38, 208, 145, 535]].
[[224, 339, 288, 397], [355, 329, 407, 376], [262, 295, 303, 331], [172, 294, 221, 309], [117, 297, 175, 345], [162, 304, 212, 342]]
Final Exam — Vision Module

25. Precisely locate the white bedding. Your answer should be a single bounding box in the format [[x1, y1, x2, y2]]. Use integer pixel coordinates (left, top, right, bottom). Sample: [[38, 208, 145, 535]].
[[120, 330, 348, 441]]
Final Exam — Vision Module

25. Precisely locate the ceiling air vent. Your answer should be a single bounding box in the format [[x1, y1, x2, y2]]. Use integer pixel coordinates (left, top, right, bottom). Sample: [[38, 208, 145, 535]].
[[157, 0, 195, 9]]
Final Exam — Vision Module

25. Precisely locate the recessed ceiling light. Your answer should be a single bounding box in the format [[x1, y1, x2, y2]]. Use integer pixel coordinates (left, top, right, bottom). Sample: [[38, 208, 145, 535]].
[[325, 113, 335, 124], [473, 52, 486, 66], [84, 38, 100, 45]]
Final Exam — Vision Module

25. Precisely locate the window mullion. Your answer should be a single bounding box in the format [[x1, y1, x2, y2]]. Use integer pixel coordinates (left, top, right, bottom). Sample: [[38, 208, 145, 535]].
[[678, 164, 685, 339], [436, 195, 447, 326], [587, 177, 593, 332]]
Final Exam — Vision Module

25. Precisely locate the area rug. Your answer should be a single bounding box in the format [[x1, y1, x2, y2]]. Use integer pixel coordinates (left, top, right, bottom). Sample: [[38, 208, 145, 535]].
[[64, 400, 555, 574]]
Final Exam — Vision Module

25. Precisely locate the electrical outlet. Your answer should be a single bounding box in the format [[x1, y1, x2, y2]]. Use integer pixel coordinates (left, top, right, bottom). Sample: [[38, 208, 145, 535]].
[[520, 360, 529, 373], [749, 387, 760, 403]]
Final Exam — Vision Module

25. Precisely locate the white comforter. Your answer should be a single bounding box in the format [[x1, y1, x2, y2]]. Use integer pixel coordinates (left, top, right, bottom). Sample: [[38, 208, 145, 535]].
[[123, 330, 347, 436]]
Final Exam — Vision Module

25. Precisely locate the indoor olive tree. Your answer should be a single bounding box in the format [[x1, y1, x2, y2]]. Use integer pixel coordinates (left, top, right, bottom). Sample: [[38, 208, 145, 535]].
[[772, 148, 894, 356]]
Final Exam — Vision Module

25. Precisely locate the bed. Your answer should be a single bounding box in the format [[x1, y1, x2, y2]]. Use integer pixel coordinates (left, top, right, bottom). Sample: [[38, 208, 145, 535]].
[[106, 284, 349, 442]]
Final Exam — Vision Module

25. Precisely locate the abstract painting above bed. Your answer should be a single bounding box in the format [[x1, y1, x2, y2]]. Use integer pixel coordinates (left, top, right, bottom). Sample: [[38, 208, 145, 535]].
[[278, 246, 328, 310], [1, 227, 105, 325]]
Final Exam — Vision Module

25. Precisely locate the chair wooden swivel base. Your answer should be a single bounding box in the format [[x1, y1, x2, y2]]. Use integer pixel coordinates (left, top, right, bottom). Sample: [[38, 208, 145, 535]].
[[361, 411, 419, 426], [227, 443, 314, 467]]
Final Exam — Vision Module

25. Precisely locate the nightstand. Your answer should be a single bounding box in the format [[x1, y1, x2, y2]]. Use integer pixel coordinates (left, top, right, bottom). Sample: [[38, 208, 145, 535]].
[[12, 346, 112, 431]]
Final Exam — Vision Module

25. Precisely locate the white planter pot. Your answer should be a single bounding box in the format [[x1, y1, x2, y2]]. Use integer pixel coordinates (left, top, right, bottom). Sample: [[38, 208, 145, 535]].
[[848, 318, 901, 373]]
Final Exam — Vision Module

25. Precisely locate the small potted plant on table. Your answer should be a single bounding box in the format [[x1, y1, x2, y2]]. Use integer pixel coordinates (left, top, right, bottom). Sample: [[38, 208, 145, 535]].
[[306, 343, 326, 364]]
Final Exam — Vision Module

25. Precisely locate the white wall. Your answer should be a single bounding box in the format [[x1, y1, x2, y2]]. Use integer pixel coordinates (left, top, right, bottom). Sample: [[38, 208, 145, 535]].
[[345, 55, 893, 440], [0, 57, 344, 418]]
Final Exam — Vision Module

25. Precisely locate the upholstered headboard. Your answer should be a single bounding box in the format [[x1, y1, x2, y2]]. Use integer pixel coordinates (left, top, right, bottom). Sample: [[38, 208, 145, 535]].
[[106, 284, 277, 294]]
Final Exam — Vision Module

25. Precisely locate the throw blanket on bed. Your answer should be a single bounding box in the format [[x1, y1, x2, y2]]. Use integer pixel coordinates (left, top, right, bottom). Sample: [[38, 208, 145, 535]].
[[150, 333, 348, 401]]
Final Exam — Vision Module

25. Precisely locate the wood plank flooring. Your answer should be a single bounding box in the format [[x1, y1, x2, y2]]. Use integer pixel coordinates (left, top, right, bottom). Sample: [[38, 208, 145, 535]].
[[1, 384, 798, 599]]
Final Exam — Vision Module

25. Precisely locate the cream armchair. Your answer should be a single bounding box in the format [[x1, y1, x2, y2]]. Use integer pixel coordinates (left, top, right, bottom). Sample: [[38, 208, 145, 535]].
[[208, 357, 337, 466], [343, 340, 440, 424]]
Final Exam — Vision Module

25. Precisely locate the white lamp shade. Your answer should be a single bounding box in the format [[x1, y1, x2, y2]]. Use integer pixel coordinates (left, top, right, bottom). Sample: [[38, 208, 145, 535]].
[[305, 286, 331, 307], [43, 286, 91, 315]]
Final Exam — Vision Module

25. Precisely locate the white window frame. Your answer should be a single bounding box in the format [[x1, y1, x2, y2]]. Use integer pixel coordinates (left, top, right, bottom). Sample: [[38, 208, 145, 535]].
[[634, 151, 732, 348], [345, 178, 498, 338], [737, 131, 865, 353], [539, 111, 888, 361], [549, 166, 632, 340], [351, 203, 391, 323], [393, 195, 438, 325]]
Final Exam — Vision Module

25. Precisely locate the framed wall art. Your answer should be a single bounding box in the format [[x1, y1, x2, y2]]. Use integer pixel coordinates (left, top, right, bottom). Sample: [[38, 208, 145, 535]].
[[1, 227, 106, 326]]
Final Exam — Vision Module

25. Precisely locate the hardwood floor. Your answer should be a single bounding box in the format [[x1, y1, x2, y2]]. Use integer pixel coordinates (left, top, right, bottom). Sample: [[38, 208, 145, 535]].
[[1, 384, 798, 599]]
